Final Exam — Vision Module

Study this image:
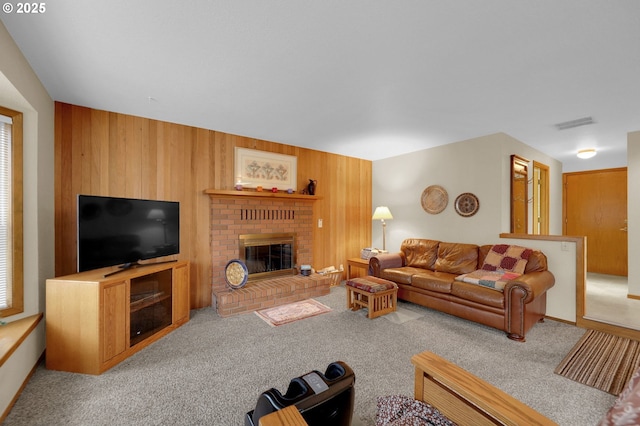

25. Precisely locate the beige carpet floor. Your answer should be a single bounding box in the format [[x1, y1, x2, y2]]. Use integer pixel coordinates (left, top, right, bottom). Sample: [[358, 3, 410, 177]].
[[5, 286, 617, 425]]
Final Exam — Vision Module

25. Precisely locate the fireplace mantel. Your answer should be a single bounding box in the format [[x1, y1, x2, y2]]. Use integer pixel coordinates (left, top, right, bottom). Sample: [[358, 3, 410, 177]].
[[205, 189, 320, 200]]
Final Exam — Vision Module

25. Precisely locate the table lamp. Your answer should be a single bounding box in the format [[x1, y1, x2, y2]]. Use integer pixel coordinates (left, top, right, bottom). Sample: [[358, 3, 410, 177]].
[[372, 206, 393, 251]]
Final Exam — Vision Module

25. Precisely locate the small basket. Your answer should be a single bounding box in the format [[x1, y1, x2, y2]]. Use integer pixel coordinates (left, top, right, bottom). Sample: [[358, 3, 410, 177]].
[[325, 270, 343, 287]]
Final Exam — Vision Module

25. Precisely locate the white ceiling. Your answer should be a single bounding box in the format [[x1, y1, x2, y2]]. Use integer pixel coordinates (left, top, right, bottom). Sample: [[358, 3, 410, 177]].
[[2, 1, 639, 172]]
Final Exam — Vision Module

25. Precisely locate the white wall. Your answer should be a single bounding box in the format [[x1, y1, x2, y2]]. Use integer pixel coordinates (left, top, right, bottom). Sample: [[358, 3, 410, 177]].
[[372, 132, 562, 247], [0, 21, 54, 417], [498, 237, 577, 322], [372, 132, 575, 321]]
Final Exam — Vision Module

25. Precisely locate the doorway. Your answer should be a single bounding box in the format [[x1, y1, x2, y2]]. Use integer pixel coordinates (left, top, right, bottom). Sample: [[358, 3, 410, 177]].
[[532, 161, 549, 235], [564, 168, 627, 276], [563, 168, 634, 328]]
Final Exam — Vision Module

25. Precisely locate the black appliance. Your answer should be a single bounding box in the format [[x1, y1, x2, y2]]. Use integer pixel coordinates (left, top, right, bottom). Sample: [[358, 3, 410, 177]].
[[245, 361, 355, 426], [77, 195, 179, 273]]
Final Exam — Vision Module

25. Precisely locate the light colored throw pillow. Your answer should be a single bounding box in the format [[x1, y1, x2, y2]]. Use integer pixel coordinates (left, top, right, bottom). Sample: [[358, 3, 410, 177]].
[[599, 367, 640, 426], [455, 269, 521, 291], [481, 244, 532, 274]]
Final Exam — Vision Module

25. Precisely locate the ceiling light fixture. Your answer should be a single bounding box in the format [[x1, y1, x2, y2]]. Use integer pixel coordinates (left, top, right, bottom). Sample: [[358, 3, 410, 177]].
[[577, 149, 597, 159]]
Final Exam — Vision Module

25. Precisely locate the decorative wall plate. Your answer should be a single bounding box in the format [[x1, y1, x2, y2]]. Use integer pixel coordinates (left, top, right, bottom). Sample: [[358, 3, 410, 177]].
[[454, 193, 480, 217], [421, 185, 448, 214], [224, 259, 249, 289]]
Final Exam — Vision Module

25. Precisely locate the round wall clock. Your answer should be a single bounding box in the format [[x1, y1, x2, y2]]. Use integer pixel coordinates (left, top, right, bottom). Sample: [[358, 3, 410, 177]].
[[224, 259, 249, 289], [421, 185, 448, 214], [454, 193, 480, 217]]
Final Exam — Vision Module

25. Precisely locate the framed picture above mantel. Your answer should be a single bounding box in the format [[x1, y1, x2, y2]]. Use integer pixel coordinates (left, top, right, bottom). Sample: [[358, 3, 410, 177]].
[[234, 148, 297, 191]]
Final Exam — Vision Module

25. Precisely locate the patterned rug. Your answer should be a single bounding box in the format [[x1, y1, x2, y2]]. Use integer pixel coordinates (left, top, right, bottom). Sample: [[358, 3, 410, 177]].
[[255, 299, 332, 326], [555, 329, 640, 395]]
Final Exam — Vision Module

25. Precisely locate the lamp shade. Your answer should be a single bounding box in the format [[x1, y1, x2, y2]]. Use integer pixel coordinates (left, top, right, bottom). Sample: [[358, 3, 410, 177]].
[[372, 206, 393, 221]]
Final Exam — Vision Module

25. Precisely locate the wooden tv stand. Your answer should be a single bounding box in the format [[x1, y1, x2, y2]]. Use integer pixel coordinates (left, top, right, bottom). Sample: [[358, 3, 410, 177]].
[[46, 260, 190, 375]]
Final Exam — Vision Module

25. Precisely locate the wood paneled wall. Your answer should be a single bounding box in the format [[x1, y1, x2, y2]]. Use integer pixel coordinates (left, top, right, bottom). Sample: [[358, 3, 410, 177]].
[[54, 102, 372, 308]]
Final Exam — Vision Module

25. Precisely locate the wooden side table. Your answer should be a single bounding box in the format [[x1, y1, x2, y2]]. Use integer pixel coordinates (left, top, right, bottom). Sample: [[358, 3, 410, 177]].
[[346, 257, 370, 280]]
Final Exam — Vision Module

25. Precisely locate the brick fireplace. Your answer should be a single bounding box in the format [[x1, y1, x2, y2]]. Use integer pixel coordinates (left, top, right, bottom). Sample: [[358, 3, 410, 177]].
[[240, 232, 296, 280], [206, 190, 330, 316]]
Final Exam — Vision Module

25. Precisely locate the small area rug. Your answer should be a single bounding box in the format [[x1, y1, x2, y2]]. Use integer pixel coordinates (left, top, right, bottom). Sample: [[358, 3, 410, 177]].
[[255, 299, 332, 327], [555, 329, 640, 395]]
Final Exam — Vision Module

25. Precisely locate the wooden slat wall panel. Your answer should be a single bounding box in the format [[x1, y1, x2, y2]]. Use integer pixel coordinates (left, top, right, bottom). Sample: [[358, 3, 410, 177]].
[[55, 102, 372, 309]]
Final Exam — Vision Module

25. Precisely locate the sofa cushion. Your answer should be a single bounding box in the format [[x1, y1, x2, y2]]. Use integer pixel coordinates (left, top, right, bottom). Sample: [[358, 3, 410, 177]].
[[401, 239, 440, 269], [411, 271, 455, 294], [434, 242, 478, 275], [346, 276, 397, 293], [450, 280, 504, 308], [380, 267, 427, 285], [481, 244, 532, 274], [455, 269, 521, 291]]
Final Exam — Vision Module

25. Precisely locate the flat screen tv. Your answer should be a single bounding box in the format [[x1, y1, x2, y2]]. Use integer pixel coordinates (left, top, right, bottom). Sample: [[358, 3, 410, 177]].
[[77, 195, 180, 273]]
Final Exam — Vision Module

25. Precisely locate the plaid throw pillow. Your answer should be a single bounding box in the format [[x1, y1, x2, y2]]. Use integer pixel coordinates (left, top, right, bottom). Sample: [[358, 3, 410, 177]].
[[481, 244, 532, 274]]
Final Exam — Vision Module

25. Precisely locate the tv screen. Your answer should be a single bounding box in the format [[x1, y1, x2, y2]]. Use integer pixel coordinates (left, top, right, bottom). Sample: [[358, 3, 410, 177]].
[[77, 195, 180, 272]]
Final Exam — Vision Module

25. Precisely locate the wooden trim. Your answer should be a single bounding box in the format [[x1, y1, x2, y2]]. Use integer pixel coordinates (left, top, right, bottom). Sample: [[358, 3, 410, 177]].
[[0, 106, 24, 317], [510, 154, 529, 233], [0, 313, 43, 367], [204, 189, 320, 200], [532, 161, 549, 235], [412, 351, 557, 426], [258, 406, 306, 426]]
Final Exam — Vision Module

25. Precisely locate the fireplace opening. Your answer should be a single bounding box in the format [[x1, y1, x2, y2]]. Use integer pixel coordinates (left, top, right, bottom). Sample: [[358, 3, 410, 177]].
[[239, 233, 296, 281]]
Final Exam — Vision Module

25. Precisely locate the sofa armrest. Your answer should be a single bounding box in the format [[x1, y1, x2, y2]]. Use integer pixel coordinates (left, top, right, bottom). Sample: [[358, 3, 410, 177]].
[[504, 271, 555, 304], [369, 253, 404, 276], [412, 351, 557, 425]]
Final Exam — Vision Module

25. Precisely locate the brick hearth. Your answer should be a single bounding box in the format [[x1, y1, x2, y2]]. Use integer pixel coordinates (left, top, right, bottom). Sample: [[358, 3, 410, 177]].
[[207, 190, 323, 316], [215, 274, 330, 317]]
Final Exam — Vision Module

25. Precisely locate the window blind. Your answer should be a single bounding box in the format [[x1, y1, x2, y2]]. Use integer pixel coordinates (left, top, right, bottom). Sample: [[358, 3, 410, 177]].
[[0, 115, 12, 309]]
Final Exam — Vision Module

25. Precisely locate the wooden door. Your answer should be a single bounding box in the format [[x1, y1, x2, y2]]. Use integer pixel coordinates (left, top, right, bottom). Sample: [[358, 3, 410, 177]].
[[564, 168, 627, 276], [173, 262, 190, 325], [102, 281, 127, 362]]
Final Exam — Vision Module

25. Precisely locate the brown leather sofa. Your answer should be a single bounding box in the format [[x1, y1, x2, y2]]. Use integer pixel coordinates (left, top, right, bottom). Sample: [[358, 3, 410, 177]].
[[369, 239, 555, 341]]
